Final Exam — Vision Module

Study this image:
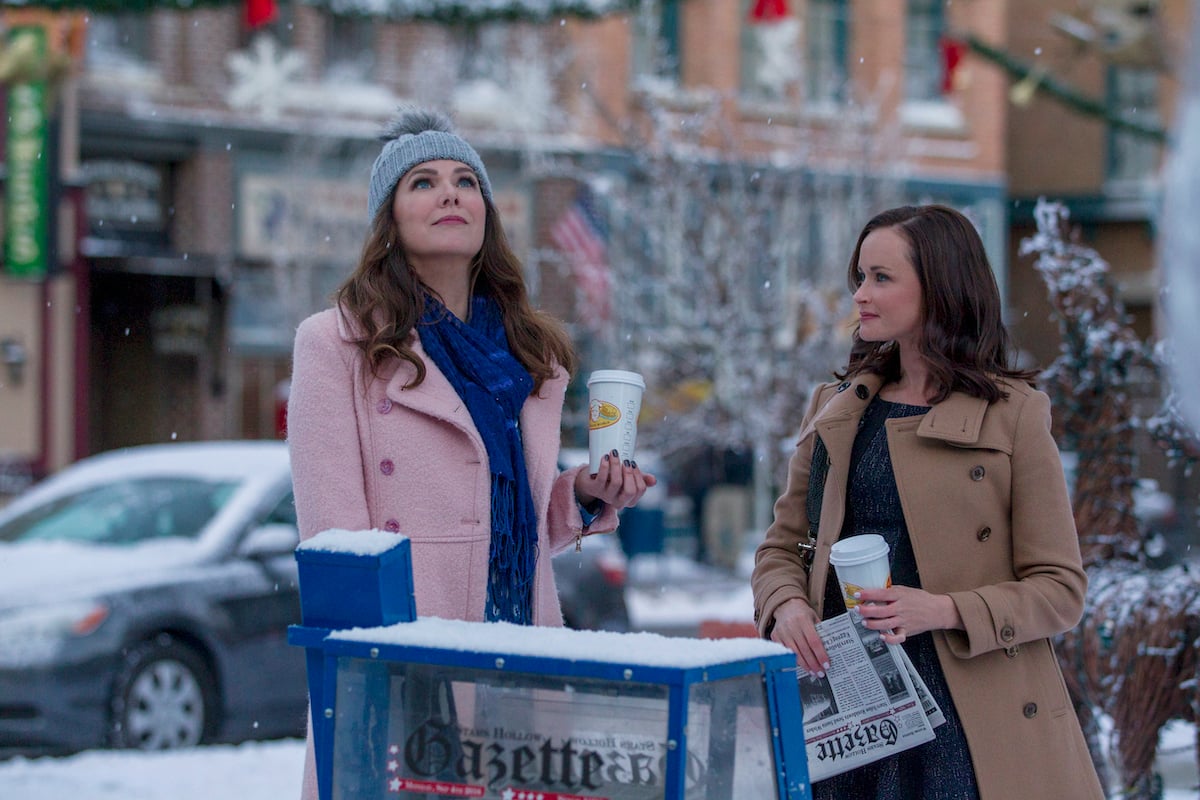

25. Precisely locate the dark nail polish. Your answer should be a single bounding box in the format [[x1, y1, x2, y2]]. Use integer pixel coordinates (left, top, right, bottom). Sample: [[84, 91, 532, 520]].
[[623, 459, 631, 467], [603, 454, 610, 462], [611, 449, 619, 457], [631, 460, 638, 469]]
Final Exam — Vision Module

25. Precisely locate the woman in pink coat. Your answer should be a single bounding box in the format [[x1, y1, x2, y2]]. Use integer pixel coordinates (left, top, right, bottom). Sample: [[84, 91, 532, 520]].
[[288, 107, 654, 799]]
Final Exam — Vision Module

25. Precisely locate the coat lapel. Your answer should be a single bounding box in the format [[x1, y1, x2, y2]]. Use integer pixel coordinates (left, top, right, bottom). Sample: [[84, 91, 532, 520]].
[[810, 373, 886, 462], [807, 372, 994, 449], [336, 307, 485, 451], [918, 391, 988, 445]]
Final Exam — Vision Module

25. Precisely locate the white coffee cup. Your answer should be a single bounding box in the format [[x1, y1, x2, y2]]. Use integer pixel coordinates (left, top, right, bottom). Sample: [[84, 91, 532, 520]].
[[586, 370, 645, 474], [829, 534, 891, 609]]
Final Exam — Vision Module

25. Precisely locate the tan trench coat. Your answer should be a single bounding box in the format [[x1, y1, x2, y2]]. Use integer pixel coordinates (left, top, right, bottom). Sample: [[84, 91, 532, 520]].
[[752, 373, 1103, 800]]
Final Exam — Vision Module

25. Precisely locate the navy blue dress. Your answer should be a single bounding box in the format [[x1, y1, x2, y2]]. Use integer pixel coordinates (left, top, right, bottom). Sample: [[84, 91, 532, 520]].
[[814, 397, 980, 800]]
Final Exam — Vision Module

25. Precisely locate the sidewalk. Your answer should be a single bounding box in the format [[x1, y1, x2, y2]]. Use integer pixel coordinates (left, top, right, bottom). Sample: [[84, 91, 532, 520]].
[[625, 552, 754, 637], [621, 552, 1200, 797]]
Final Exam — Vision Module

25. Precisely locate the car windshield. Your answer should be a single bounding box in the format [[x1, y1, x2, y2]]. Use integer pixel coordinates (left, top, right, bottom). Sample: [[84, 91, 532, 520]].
[[0, 477, 238, 545]]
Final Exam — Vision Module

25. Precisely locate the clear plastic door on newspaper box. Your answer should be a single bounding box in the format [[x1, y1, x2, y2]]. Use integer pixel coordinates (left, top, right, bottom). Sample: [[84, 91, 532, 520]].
[[289, 529, 811, 800]]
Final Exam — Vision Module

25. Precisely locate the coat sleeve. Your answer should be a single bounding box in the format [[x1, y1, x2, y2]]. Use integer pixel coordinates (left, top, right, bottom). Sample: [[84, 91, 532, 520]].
[[546, 464, 619, 556], [288, 312, 372, 543], [943, 389, 1088, 658], [752, 383, 826, 637]]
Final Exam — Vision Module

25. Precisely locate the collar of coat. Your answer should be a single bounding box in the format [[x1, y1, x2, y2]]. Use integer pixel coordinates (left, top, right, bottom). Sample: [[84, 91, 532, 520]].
[[332, 304, 562, 439], [333, 304, 482, 436], [800, 372, 993, 455]]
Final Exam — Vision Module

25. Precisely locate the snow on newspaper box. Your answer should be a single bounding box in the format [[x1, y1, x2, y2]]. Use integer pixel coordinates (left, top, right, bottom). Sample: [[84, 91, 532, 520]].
[[290, 529, 811, 800]]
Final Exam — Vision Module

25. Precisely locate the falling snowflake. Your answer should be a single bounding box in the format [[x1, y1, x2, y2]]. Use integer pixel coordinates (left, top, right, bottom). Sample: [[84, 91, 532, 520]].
[[226, 34, 306, 120]]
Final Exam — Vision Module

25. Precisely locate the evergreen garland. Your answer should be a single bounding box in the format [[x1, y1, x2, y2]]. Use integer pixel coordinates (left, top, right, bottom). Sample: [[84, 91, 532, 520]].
[[962, 32, 1168, 144], [0, 0, 642, 21]]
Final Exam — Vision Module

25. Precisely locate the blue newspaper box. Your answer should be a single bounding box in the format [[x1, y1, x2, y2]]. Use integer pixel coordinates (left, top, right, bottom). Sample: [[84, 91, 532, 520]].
[[294, 528, 416, 629], [290, 529, 811, 800]]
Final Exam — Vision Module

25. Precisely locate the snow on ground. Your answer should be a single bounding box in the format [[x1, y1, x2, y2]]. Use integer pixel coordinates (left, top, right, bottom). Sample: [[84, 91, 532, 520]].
[[1154, 720, 1200, 798], [1, 722, 1195, 799], [1, 549, 1196, 798], [0, 739, 304, 799]]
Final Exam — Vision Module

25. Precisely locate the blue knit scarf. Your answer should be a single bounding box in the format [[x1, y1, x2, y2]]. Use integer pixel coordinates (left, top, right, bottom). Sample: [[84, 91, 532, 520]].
[[418, 293, 538, 625]]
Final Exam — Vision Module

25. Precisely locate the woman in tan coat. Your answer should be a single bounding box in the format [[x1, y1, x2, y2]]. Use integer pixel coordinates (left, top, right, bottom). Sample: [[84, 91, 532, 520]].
[[752, 205, 1103, 799]]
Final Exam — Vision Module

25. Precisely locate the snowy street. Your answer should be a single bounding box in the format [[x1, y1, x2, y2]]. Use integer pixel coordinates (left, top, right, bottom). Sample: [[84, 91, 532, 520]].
[[2, 721, 1196, 800], [2, 551, 1197, 799]]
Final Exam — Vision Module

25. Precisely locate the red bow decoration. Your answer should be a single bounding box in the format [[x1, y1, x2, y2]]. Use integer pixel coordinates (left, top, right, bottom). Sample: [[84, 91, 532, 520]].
[[940, 37, 967, 93], [246, 0, 277, 28], [749, 0, 790, 23]]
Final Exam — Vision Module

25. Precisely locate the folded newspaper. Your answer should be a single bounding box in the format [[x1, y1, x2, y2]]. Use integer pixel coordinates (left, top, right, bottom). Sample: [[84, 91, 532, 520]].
[[796, 611, 945, 782]]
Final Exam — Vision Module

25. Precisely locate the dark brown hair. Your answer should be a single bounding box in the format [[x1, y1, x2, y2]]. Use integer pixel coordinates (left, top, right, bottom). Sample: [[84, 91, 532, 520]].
[[336, 191, 577, 393], [837, 204, 1037, 403]]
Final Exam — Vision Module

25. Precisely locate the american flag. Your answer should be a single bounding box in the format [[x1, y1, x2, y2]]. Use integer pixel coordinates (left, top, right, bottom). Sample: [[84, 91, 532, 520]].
[[550, 189, 611, 330]]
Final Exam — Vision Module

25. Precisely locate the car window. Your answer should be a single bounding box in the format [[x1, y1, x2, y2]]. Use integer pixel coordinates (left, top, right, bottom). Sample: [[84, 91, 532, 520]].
[[0, 477, 238, 545], [264, 492, 297, 527]]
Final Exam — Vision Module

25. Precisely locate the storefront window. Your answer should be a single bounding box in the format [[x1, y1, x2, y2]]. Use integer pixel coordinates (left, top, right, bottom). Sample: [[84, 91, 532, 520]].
[[1107, 66, 1161, 184], [632, 0, 681, 89], [325, 15, 375, 82], [903, 0, 944, 103], [85, 13, 151, 72], [806, 0, 851, 105]]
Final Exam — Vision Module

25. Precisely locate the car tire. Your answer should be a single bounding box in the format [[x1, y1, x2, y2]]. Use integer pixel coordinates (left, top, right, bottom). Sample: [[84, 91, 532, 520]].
[[109, 634, 218, 750]]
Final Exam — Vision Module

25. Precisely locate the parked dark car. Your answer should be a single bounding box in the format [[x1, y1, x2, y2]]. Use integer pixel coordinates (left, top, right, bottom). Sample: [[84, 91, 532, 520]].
[[0, 441, 306, 755], [553, 533, 630, 632], [0, 441, 635, 756], [552, 448, 637, 633]]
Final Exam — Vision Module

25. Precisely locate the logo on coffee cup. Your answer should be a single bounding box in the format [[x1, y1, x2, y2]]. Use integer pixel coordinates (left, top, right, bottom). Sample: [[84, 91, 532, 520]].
[[841, 577, 892, 607], [589, 399, 621, 430]]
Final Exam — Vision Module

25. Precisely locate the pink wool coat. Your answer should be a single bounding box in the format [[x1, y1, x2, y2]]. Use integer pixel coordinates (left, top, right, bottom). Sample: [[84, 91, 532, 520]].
[[288, 307, 617, 799], [753, 373, 1104, 800]]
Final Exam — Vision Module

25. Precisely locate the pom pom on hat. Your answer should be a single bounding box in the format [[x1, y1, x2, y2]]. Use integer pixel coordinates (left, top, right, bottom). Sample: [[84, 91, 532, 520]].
[[367, 106, 493, 221]]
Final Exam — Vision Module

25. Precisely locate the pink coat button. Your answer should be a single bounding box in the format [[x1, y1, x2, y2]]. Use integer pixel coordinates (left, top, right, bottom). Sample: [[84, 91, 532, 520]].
[[384, 519, 400, 533], [377, 398, 392, 414], [380, 459, 395, 475]]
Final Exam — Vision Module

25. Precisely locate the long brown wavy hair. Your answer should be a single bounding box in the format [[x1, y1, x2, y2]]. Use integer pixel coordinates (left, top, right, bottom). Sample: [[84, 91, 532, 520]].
[[836, 204, 1037, 404], [336, 190, 577, 393]]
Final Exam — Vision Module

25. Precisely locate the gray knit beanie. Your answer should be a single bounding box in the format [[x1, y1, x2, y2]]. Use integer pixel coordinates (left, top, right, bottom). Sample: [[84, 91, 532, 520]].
[[367, 107, 493, 221]]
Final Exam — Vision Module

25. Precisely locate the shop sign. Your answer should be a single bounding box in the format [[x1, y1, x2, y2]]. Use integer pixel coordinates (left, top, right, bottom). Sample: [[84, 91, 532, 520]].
[[237, 173, 365, 262], [81, 159, 164, 232], [3, 26, 49, 280], [387, 714, 710, 799], [237, 173, 531, 264]]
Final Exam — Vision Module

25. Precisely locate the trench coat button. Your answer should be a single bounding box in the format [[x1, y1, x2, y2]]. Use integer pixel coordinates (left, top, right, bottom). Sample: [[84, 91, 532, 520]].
[[970, 465, 986, 481], [377, 398, 393, 414], [380, 458, 395, 476], [1005, 645, 1020, 658], [1000, 625, 1015, 642], [836, 381, 851, 393], [855, 384, 869, 400], [1023, 702, 1038, 718], [384, 519, 400, 533], [977, 526, 992, 542]]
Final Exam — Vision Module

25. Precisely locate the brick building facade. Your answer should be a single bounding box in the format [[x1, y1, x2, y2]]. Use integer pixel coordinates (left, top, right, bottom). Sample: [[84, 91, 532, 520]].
[[0, 1, 1188, 505]]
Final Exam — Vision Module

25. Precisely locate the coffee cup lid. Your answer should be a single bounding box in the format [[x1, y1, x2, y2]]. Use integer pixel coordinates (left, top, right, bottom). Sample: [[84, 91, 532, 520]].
[[587, 370, 645, 389], [829, 534, 889, 566]]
